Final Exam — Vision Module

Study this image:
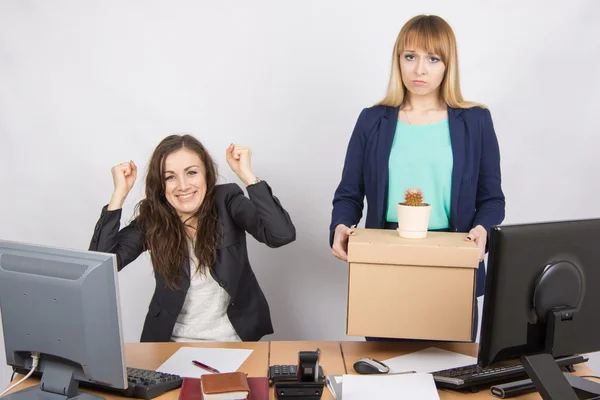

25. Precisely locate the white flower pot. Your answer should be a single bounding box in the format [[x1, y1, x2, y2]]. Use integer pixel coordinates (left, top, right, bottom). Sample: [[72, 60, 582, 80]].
[[396, 203, 432, 239]]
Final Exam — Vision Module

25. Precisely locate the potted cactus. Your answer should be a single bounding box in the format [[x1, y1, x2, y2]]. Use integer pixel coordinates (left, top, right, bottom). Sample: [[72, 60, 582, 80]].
[[397, 188, 432, 238]]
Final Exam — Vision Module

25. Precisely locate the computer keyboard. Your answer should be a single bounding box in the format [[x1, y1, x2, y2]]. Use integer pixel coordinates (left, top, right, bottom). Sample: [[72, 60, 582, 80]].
[[126, 367, 183, 398], [432, 354, 588, 390], [81, 367, 183, 399], [15, 366, 183, 399]]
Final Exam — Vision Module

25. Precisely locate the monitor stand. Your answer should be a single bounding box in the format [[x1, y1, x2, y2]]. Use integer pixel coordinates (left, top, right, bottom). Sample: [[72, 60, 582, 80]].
[[523, 262, 600, 399], [4, 361, 105, 400], [522, 353, 600, 400]]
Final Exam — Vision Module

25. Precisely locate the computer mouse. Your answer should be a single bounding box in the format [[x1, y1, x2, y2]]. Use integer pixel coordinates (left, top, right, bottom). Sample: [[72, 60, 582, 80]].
[[353, 357, 390, 374]]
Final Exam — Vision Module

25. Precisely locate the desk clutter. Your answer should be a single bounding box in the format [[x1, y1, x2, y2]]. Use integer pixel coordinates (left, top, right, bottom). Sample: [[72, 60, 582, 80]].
[[332, 347, 511, 398], [327, 347, 592, 398], [157, 347, 261, 399], [325, 347, 480, 399]]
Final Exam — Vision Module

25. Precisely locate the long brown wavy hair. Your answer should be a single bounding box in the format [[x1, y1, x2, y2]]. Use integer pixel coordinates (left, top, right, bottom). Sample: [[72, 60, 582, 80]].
[[135, 134, 219, 289]]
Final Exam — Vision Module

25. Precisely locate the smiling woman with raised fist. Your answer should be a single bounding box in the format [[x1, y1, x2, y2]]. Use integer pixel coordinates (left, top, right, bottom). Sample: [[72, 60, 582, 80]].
[[90, 134, 296, 342]]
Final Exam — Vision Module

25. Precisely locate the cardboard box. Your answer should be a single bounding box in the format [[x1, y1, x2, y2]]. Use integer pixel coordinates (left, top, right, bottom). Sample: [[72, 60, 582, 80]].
[[346, 228, 480, 341]]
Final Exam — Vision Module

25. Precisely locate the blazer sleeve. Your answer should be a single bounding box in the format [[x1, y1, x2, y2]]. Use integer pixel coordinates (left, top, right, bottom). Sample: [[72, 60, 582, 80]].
[[89, 206, 145, 271], [329, 109, 367, 246], [227, 181, 296, 248], [472, 109, 506, 235]]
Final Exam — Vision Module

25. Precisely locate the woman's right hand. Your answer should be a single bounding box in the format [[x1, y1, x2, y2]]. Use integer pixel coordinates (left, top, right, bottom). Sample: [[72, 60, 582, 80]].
[[108, 161, 137, 210], [331, 224, 355, 262]]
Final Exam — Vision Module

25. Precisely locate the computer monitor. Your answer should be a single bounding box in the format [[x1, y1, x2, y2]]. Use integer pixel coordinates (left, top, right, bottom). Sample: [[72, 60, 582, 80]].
[[478, 218, 600, 399], [0, 239, 127, 399]]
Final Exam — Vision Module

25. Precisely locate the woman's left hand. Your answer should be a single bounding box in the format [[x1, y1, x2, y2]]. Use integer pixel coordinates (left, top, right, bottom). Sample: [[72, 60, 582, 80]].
[[466, 225, 487, 262], [226, 143, 257, 186]]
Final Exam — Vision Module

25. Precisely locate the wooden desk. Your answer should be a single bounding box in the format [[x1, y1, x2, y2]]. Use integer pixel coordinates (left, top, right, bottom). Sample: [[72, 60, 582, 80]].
[[4, 341, 269, 400], [5, 341, 598, 399], [340, 341, 597, 399], [269, 341, 346, 400]]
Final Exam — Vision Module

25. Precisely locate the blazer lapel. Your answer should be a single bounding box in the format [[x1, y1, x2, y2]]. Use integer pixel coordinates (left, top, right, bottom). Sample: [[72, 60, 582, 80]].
[[375, 106, 400, 228], [448, 106, 465, 231], [178, 258, 191, 291]]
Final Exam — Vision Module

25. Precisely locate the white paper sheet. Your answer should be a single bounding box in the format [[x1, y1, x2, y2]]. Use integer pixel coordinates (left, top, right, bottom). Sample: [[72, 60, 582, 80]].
[[383, 347, 477, 374], [155, 347, 253, 378], [342, 373, 440, 400]]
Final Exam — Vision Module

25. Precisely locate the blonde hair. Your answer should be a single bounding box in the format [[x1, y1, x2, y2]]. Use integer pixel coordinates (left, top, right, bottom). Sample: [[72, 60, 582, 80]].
[[377, 15, 484, 109]]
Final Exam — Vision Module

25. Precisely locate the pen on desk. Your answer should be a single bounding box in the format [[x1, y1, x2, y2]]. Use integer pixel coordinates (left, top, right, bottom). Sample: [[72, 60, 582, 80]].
[[192, 360, 220, 374], [387, 370, 416, 375]]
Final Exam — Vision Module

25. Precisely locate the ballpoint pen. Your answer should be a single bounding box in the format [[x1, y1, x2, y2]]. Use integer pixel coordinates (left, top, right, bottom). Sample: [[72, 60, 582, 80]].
[[192, 360, 220, 374]]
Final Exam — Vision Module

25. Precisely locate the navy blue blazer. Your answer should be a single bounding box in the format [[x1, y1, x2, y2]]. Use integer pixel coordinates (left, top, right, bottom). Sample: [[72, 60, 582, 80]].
[[330, 105, 505, 296]]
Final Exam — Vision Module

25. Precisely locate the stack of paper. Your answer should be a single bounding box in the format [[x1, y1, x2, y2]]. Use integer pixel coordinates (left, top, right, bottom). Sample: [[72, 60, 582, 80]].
[[342, 373, 440, 400]]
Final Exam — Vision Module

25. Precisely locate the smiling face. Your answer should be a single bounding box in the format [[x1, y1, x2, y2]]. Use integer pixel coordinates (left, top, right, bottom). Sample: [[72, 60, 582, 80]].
[[399, 48, 446, 99], [163, 147, 207, 222]]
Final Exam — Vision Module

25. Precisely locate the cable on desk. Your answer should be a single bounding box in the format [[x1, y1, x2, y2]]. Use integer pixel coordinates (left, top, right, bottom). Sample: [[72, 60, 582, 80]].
[[0, 352, 40, 398]]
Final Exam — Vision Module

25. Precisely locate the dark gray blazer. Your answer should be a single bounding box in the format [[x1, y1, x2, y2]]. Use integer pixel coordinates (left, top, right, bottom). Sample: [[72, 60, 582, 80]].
[[89, 181, 296, 342]]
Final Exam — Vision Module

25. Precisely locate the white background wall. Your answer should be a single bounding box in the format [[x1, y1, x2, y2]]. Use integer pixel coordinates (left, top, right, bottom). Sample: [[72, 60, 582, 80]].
[[1, 0, 599, 389]]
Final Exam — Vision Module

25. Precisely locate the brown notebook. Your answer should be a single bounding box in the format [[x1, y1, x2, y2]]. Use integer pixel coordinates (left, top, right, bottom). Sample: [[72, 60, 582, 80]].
[[201, 372, 250, 399], [178, 376, 268, 400]]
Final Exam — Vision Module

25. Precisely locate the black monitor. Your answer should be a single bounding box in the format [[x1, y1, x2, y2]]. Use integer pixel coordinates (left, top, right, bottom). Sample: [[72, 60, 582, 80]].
[[0, 240, 127, 399], [478, 218, 600, 399]]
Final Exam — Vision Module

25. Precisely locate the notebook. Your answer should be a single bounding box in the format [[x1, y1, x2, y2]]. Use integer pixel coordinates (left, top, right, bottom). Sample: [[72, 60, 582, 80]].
[[201, 372, 249, 399], [178, 376, 269, 400]]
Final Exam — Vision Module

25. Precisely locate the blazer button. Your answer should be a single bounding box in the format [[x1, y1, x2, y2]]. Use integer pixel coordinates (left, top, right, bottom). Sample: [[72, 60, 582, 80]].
[[219, 281, 226, 288], [230, 302, 235, 307]]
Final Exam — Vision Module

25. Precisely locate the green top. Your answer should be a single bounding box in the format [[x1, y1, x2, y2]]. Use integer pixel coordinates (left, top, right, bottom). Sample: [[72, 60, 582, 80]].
[[386, 119, 453, 230]]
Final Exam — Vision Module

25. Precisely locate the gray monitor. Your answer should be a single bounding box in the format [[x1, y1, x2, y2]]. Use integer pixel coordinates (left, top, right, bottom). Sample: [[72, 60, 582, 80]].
[[0, 239, 127, 399]]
